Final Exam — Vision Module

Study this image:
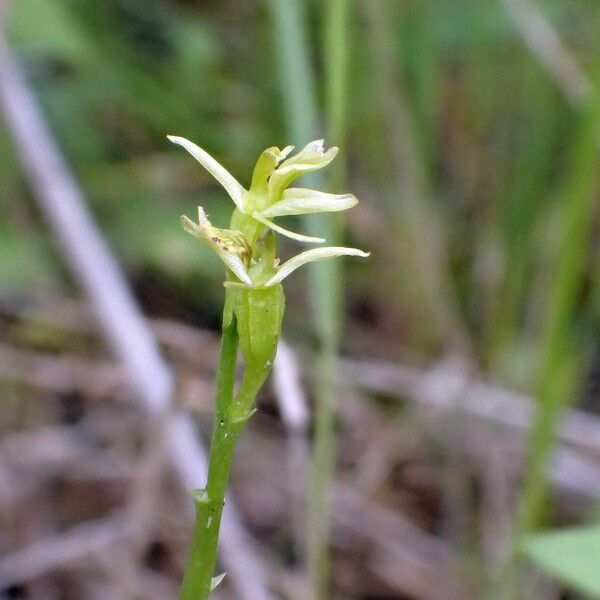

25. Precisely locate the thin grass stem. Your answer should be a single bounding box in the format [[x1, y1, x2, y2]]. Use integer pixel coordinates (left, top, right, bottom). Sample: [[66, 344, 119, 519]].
[[306, 2, 350, 598], [268, 1, 347, 597], [516, 82, 600, 535], [491, 52, 600, 599]]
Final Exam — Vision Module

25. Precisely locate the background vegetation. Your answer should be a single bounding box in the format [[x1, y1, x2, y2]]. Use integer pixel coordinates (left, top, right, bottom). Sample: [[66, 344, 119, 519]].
[[1, 1, 600, 598]]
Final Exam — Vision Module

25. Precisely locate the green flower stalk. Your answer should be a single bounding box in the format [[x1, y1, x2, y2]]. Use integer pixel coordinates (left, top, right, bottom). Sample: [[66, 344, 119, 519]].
[[170, 135, 368, 600]]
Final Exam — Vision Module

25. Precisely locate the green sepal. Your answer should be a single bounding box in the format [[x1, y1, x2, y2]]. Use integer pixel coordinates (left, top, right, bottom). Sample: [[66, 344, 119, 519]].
[[249, 145, 293, 194]]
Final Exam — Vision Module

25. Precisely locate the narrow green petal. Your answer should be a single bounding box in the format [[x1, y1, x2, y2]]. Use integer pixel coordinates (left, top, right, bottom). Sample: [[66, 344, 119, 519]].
[[181, 208, 252, 285], [250, 145, 294, 192], [168, 135, 246, 210], [251, 212, 325, 244], [264, 247, 370, 287], [259, 188, 357, 218]]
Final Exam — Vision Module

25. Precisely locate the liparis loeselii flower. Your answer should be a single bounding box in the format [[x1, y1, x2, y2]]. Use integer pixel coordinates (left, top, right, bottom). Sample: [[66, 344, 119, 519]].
[[170, 135, 368, 370]]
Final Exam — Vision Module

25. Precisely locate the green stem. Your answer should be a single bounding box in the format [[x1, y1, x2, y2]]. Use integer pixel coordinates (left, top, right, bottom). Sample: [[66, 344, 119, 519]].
[[178, 316, 271, 600], [178, 317, 239, 600], [178, 426, 240, 600]]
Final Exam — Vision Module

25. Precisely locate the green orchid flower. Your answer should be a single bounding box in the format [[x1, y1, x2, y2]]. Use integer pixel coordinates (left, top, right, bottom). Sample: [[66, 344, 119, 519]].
[[170, 135, 368, 288], [172, 133, 368, 376]]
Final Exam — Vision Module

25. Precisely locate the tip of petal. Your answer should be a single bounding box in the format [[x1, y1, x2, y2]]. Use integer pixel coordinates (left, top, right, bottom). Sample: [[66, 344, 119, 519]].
[[197, 205, 210, 224], [305, 139, 325, 153], [180, 214, 199, 236], [279, 145, 295, 161], [168, 135, 194, 150]]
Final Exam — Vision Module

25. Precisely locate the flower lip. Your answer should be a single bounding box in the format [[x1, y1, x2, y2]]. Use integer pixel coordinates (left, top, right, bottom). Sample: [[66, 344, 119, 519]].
[[267, 140, 339, 205]]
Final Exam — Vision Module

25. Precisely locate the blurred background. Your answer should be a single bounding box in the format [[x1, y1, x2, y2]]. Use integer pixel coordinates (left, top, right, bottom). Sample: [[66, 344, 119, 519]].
[[1, 0, 600, 598]]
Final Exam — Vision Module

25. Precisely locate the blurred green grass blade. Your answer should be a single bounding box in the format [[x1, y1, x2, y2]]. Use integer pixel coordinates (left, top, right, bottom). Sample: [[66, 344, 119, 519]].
[[10, 0, 96, 64], [325, 0, 348, 189], [268, 1, 347, 597], [305, 1, 350, 598], [517, 53, 600, 537], [487, 64, 562, 368], [397, 1, 440, 182], [362, 0, 469, 353], [268, 0, 337, 318], [522, 525, 600, 597], [268, 0, 319, 153]]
